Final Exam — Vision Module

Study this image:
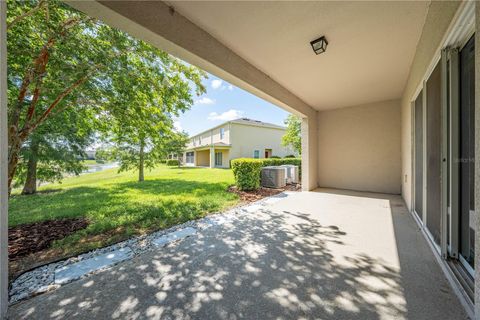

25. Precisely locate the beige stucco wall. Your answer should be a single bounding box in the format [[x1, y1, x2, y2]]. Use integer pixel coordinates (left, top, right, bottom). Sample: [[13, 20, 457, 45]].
[[400, 1, 460, 210], [186, 124, 230, 149], [302, 115, 318, 191], [211, 125, 230, 145], [214, 149, 230, 168], [317, 99, 401, 194], [195, 150, 210, 167], [228, 123, 295, 160]]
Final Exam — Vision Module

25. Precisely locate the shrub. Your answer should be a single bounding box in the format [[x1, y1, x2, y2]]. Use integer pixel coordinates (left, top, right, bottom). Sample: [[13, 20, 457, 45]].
[[231, 158, 264, 190], [166, 159, 179, 166], [270, 156, 281, 159], [160, 159, 167, 164], [284, 155, 296, 158], [231, 157, 302, 190]]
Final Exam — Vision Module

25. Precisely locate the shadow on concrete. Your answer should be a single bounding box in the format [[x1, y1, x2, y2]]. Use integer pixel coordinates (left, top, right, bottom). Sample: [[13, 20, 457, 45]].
[[8, 190, 470, 319]]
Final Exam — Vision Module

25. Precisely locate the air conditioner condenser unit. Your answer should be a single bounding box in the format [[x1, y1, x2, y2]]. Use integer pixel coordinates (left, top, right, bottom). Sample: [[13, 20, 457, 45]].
[[281, 165, 299, 184], [261, 166, 286, 188]]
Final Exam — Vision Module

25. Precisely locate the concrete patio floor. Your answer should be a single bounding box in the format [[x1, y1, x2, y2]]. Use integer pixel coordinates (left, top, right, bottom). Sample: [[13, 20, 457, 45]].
[[8, 189, 469, 319]]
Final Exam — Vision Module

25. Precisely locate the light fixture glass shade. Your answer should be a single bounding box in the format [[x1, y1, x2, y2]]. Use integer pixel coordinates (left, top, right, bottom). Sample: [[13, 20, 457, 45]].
[[310, 36, 328, 55]]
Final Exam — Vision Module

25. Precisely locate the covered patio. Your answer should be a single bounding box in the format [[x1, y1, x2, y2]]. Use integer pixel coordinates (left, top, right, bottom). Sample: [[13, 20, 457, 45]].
[[7, 190, 468, 319], [189, 144, 231, 168], [1, 1, 479, 318]]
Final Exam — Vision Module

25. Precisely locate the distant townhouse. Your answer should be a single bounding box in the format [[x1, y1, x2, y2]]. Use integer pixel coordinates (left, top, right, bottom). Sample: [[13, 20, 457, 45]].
[[183, 118, 296, 168]]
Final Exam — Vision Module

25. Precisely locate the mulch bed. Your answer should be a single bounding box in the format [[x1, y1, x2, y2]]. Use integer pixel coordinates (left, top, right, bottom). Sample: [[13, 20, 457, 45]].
[[8, 218, 89, 261], [228, 184, 301, 203]]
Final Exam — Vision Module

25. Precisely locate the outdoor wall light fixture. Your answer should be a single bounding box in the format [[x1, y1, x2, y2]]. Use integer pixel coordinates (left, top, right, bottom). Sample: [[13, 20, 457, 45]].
[[310, 36, 328, 55]]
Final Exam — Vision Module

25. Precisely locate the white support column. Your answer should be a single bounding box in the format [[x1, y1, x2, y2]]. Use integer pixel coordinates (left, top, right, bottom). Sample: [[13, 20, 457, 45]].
[[209, 147, 215, 168], [0, 0, 8, 318], [301, 113, 318, 191]]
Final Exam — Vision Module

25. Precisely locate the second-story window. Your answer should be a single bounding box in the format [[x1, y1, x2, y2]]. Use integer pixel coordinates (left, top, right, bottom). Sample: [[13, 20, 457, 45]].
[[220, 128, 225, 140]]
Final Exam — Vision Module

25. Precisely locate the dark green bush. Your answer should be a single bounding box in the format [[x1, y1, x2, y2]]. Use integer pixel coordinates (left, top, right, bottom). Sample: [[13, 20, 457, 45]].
[[231, 157, 302, 190], [231, 158, 264, 190], [166, 159, 179, 166], [284, 155, 296, 158], [270, 156, 281, 159], [160, 159, 167, 164], [262, 158, 300, 166]]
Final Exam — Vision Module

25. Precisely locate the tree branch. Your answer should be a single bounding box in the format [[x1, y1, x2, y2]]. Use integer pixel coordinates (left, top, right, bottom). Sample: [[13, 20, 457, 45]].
[[21, 70, 93, 138], [11, 16, 83, 130], [7, 0, 47, 30]]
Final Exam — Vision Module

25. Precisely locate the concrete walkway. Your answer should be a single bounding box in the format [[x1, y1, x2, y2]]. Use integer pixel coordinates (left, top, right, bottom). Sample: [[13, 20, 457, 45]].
[[8, 189, 469, 319]]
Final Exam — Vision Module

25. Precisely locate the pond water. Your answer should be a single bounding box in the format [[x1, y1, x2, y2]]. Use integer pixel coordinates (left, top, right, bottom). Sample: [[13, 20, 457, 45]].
[[83, 162, 119, 174]]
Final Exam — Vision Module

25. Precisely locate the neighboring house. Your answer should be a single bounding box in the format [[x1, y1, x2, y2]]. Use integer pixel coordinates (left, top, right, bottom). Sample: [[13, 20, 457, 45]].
[[182, 118, 296, 168]]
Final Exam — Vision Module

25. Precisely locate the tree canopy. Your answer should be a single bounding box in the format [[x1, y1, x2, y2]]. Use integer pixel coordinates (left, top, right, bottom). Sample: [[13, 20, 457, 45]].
[[7, 0, 206, 192], [282, 115, 302, 155]]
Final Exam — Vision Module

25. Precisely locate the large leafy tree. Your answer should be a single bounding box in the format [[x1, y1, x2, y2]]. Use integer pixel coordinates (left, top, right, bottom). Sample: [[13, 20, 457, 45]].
[[112, 127, 190, 182], [107, 61, 203, 181], [282, 114, 302, 155], [7, 0, 206, 193], [16, 107, 95, 194]]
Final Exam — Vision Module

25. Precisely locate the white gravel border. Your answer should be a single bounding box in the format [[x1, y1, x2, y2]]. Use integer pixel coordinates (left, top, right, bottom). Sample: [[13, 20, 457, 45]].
[[9, 192, 293, 304]]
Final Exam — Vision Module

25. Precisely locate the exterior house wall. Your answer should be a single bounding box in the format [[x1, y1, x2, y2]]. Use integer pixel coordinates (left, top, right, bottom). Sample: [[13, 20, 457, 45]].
[[195, 150, 210, 167], [186, 124, 230, 149], [185, 120, 295, 168], [317, 99, 401, 194], [211, 125, 230, 145], [228, 123, 294, 160], [214, 149, 230, 168], [400, 1, 461, 210]]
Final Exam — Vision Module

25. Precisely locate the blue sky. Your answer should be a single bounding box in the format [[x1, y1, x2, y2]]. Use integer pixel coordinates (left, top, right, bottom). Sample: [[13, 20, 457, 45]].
[[175, 74, 291, 136]]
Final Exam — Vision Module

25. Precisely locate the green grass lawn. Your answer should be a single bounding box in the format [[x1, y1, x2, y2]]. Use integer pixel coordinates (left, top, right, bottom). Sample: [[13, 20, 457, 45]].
[[81, 159, 100, 166], [9, 166, 238, 256]]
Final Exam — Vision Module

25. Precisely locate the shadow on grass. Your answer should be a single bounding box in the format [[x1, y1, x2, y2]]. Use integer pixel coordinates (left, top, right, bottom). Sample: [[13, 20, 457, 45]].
[[8, 178, 239, 261], [110, 178, 233, 197]]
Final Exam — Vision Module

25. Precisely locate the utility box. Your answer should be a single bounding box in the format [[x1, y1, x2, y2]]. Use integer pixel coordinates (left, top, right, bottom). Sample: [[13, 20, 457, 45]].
[[281, 165, 299, 184], [261, 166, 286, 188]]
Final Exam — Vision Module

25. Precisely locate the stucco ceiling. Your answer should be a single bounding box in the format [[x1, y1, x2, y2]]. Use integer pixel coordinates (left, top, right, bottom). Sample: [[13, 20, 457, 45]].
[[168, 1, 430, 110]]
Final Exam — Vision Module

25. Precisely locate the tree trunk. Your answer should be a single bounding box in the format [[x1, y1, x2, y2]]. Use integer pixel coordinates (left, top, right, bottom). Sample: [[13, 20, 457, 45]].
[[22, 139, 40, 195], [138, 140, 145, 182], [7, 135, 23, 196], [8, 154, 19, 196]]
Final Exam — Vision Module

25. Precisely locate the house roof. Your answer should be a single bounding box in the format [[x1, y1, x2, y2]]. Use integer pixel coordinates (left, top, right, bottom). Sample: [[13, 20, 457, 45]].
[[189, 117, 286, 139]]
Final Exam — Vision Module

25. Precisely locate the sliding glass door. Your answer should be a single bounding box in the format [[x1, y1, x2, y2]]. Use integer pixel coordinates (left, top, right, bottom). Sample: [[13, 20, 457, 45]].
[[414, 91, 424, 222], [413, 34, 476, 275], [426, 63, 442, 246], [459, 35, 475, 272]]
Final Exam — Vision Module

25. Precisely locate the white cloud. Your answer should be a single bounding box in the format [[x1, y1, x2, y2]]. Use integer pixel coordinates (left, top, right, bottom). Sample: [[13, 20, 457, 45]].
[[227, 85, 234, 91], [211, 79, 223, 89], [195, 97, 215, 105], [208, 109, 244, 121], [173, 121, 183, 132]]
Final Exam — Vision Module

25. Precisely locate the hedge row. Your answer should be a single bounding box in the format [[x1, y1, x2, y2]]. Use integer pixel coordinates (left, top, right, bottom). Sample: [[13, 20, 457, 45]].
[[166, 159, 180, 166], [231, 158, 301, 191], [231, 159, 264, 190]]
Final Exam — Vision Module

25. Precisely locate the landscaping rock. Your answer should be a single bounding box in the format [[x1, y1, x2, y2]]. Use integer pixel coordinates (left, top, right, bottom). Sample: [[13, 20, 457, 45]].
[[55, 247, 134, 285], [152, 227, 197, 247], [9, 191, 293, 304]]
